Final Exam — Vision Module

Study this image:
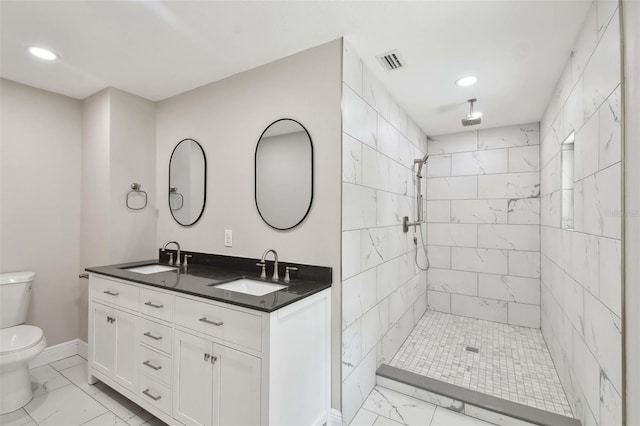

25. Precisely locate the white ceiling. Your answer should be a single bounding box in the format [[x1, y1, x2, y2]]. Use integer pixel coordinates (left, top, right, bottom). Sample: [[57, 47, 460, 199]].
[[0, 1, 590, 136]]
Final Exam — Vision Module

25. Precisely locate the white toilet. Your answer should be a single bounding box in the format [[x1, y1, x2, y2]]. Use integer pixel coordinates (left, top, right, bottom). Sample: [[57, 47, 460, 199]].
[[0, 271, 47, 414]]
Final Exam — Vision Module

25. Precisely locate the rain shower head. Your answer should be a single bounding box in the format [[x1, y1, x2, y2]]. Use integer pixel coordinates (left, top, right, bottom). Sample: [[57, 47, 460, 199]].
[[462, 98, 482, 126]]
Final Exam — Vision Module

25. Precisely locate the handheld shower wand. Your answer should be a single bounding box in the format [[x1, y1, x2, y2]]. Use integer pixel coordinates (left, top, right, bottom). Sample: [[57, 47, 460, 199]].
[[403, 154, 429, 232]]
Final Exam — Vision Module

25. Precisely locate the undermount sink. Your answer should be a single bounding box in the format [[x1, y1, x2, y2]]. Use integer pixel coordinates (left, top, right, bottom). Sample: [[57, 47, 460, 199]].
[[125, 264, 178, 274], [213, 279, 286, 296]]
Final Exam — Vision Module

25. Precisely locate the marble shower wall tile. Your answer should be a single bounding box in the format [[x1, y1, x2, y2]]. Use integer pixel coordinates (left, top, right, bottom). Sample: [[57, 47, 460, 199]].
[[450, 200, 508, 224], [508, 145, 540, 172], [538, 32, 624, 415], [426, 123, 540, 328], [427, 131, 477, 155], [477, 123, 540, 150], [583, 10, 621, 120], [343, 133, 363, 185], [598, 85, 621, 170], [478, 274, 539, 304], [508, 198, 540, 225], [343, 84, 377, 148], [450, 295, 508, 323], [508, 250, 540, 278], [343, 41, 363, 95], [451, 247, 508, 275], [478, 224, 539, 251], [341, 44, 430, 425], [427, 176, 478, 200], [478, 172, 540, 199], [450, 149, 508, 176], [426, 154, 451, 177], [427, 268, 478, 296]]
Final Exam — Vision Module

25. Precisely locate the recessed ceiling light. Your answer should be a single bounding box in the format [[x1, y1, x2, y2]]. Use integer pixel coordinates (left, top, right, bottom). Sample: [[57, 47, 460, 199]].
[[28, 46, 58, 61], [455, 76, 477, 87]]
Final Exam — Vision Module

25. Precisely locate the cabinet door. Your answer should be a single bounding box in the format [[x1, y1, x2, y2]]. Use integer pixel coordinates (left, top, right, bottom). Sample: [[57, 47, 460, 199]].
[[173, 330, 214, 426], [114, 309, 138, 391], [91, 303, 115, 377], [214, 344, 261, 426]]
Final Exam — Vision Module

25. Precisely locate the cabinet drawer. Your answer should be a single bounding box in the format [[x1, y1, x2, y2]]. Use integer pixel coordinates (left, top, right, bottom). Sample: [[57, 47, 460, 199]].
[[140, 318, 173, 354], [91, 275, 139, 311], [174, 296, 261, 352], [139, 288, 174, 322], [138, 375, 171, 415], [138, 345, 172, 385]]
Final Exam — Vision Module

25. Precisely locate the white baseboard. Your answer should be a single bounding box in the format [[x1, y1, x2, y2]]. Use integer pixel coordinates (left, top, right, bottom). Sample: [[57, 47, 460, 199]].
[[329, 409, 343, 426], [29, 339, 88, 369], [78, 340, 88, 360]]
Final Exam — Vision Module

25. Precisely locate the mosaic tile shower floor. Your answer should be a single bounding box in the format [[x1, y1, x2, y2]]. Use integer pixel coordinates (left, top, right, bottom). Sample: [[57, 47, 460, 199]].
[[389, 310, 573, 417]]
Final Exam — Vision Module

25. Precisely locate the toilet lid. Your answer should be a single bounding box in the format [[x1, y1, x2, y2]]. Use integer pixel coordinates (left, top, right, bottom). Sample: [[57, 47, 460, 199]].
[[0, 325, 44, 354]]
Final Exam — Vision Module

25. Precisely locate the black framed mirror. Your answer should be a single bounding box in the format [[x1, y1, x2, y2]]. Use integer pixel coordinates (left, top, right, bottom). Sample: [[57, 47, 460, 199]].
[[169, 138, 206, 226], [255, 119, 313, 230]]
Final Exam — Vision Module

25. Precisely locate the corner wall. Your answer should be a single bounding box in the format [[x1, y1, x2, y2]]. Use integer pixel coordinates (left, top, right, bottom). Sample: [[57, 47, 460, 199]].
[[0, 78, 82, 345], [80, 87, 157, 341], [340, 42, 428, 424], [539, 2, 622, 425], [425, 124, 541, 327]]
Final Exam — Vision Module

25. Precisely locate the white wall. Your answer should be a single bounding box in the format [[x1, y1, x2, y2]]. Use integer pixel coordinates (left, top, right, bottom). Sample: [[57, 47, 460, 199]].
[[80, 87, 157, 341], [622, 0, 639, 423], [539, 2, 622, 425], [425, 124, 541, 327], [155, 40, 343, 407], [0, 78, 82, 345], [340, 42, 429, 424]]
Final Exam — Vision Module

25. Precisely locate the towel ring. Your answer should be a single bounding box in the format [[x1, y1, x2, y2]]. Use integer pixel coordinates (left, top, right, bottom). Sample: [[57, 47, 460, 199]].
[[127, 183, 148, 210], [169, 186, 184, 211]]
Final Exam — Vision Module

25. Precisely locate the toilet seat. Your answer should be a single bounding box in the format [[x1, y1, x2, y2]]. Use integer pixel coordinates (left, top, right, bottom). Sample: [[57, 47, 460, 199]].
[[0, 325, 44, 355]]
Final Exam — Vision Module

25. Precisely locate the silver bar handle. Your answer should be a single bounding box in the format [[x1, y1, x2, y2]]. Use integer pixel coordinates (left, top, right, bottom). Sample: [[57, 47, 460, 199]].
[[79, 273, 89, 279], [144, 301, 164, 309], [199, 317, 223, 326], [143, 360, 162, 371], [103, 290, 119, 296], [143, 332, 163, 341], [142, 389, 161, 401]]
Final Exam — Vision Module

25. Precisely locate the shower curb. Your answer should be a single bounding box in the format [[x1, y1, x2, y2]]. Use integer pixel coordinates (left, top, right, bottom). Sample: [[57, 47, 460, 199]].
[[376, 364, 581, 426]]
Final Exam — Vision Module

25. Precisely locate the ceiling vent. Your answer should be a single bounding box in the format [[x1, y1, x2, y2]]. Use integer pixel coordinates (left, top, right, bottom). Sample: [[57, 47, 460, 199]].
[[376, 50, 406, 71]]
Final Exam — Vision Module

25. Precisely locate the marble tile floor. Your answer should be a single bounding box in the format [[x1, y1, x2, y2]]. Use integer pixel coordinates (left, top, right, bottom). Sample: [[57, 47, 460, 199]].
[[388, 310, 572, 417], [349, 385, 501, 426], [0, 355, 168, 426]]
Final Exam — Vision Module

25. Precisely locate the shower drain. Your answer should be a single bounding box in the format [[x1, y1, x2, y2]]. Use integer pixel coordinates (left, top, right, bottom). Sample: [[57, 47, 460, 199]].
[[465, 346, 479, 353]]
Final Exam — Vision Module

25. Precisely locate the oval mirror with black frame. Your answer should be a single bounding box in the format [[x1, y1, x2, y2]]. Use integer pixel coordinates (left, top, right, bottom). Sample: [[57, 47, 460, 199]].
[[255, 118, 313, 230], [169, 138, 207, 226]]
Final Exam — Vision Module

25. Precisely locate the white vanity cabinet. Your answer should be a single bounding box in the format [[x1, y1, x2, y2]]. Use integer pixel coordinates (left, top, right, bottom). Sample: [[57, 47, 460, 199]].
[[173, 330, 261, 426], [88, 272, 330, 426], [89, 278, 139, 393]]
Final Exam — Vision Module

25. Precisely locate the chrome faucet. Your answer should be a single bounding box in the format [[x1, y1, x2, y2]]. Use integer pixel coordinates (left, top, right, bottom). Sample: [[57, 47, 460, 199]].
[[162, 241, 181, 266], [260, 249, 279, 280]]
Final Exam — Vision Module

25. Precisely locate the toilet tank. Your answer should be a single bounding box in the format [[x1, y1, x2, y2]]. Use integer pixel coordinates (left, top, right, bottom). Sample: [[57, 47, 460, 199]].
[[0, 271, 35, 329]]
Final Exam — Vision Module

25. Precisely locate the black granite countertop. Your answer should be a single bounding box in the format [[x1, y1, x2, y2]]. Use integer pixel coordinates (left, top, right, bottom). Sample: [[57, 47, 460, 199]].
[[86, 257, 332, 313]]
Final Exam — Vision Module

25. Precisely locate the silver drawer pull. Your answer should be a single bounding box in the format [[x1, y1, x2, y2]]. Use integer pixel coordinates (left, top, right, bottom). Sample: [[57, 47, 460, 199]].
[[144, 332, 163, 341], [143, 360, 162, 371], [199, 317, 223, 326], [142, 389, 161, 401], [144, 301, 164, 309], [103, 290, 119, 296]]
